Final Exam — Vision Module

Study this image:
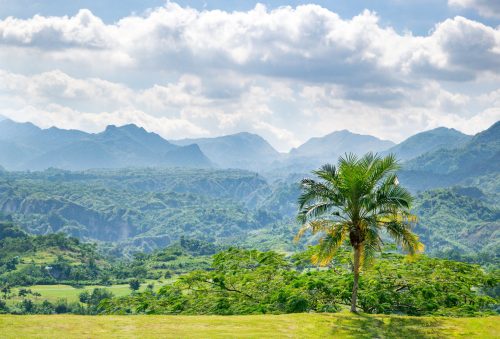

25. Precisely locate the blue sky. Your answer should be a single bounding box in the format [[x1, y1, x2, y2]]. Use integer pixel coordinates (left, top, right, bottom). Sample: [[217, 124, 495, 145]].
[[0, 0, 499, 151]]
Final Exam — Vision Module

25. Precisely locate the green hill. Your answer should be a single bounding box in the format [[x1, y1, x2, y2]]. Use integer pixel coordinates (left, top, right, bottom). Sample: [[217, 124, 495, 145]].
[[400, 121, 499, 192], [413, 188, 499, 265], [0, 168, 284, 253], [0, 219, 105, 286]]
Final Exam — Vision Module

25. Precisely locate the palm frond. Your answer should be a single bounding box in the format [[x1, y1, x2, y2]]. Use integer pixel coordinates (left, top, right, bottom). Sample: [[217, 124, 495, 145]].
[[311, 223, 348, 266], [294, 219, 335, 242], [384, 220, 423, 255]]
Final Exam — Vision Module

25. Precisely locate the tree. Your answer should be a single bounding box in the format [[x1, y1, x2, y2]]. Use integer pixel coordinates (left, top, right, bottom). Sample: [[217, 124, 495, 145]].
[[129, 279, 141, 292], [295, 153, 423, 312]]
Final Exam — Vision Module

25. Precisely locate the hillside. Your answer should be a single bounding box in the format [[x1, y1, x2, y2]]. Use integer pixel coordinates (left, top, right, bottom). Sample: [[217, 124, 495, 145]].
[[0, 165, 498, 263], [413, 187, 499, 265], [384, 127, 471, 161], [0, 120, 211, 170], [172, 132, 282, 170], [0, 168, 285, 253], [399, 121, 500, 192], [0, 219, 106, 286]]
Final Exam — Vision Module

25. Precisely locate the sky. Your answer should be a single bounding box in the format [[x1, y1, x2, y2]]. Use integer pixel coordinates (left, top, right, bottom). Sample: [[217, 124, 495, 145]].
[[0, 0, 499, 152]]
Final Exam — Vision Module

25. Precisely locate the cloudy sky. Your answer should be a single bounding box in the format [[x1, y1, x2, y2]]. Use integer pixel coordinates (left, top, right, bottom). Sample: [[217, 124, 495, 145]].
[[0, 0, 499, 151]]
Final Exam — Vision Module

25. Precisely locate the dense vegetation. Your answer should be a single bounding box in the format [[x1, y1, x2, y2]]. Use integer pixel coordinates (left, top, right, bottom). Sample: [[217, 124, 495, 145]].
[[100, 248, 498, 316], [0, 168, 290, 255], [0, 220, 216, 289], [0, 166, 498, 264], [2, 245, 497, 316], [414, 188, 499, 266]]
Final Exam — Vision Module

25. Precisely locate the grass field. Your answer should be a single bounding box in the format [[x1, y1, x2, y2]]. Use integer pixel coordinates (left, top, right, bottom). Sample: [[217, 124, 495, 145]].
[[7, 280, 169, 305], [0, 312, 498, 338]]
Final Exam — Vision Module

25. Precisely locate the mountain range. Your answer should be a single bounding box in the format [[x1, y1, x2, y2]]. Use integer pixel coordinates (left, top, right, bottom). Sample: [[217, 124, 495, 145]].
[[0, 118, 498, 178], [0, 120, 211, 170], [0, 118, 498, 261]]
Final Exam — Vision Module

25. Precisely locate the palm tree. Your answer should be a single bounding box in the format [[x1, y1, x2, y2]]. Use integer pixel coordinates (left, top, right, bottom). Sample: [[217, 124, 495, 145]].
[[295, 153, 423, 313]]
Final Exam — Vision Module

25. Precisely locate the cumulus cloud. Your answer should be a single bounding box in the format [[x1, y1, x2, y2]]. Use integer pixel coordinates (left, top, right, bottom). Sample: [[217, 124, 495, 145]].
[[449, 0, 500, 19], [1, 4, 499, 84], [0, 3, 499, 151]]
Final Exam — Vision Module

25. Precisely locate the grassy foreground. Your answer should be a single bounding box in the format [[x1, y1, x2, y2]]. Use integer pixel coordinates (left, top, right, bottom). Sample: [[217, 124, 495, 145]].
[[0, 312, 498, 338]]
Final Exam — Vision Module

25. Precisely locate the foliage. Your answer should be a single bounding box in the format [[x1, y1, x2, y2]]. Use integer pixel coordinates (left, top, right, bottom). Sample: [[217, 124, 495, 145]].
[[0, 224, 103, 286], [100, 248, 498, 317], [413, 187, 499, 267], [0, 168, 293, 254]]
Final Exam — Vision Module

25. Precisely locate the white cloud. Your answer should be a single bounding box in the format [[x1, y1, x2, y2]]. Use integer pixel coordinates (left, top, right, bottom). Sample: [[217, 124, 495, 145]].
[[0, 3, 499, 151], [1, 4, 499, 83], [449, 0, 500, 19]]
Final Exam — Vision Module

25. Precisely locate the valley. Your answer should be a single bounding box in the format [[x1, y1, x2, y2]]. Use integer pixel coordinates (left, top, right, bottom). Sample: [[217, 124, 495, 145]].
[[0, 117, 498, 330]]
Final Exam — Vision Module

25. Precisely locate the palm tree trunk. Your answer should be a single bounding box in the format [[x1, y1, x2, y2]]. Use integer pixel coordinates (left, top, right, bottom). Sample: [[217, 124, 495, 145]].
[[351, 245, 361, 313]]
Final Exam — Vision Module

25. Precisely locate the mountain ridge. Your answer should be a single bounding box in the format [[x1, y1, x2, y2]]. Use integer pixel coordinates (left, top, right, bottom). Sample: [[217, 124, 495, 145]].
[[0, 119, 211, 170]]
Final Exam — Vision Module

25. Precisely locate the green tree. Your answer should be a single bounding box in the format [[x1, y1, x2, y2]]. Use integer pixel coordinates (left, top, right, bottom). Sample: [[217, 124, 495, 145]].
[[296, 153, 423, 312], [129, 279, 141, 292]]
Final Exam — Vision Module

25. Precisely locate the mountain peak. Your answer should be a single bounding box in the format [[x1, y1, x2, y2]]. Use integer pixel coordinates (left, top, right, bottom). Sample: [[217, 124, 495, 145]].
[[385, 126, 471, 161], [291, 130, 394, 159], [118, 123, 146, 132]]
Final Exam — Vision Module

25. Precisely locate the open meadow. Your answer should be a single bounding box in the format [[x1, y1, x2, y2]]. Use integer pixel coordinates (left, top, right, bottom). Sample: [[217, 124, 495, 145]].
[[1, 312, 499, 338], [6, 280, 168, 305]]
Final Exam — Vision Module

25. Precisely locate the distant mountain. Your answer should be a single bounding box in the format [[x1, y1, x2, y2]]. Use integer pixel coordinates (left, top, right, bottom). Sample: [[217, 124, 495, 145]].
[[289, 130, 395, 160], [384, 127, 471, 161], [399, 121, 500, 191], [172, 132, 282, 170], [268, 130, 395, 174], [0, 119, 211, 170]]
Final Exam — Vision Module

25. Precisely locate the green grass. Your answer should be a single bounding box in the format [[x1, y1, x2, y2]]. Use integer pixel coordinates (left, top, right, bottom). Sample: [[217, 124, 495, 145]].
[[8, 280, 169, 305], [0, 312, 498, 338]]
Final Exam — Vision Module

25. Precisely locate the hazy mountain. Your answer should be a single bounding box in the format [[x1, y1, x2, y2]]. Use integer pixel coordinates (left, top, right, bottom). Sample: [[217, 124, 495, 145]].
[[290, 130, 395, 160], [384, 127, 471, 161], [172, 132, 282, 170], [0, 119, 211, 170], [266, 130, 396, 174], [399, 121, 500, 191]]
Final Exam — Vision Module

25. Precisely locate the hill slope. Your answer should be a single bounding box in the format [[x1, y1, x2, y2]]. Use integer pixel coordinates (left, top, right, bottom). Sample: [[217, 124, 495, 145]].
[[384, 127, 471, 161], [399, 121, 500, 192], [0, 168, 280, 253], [413, 187, 499, 264]]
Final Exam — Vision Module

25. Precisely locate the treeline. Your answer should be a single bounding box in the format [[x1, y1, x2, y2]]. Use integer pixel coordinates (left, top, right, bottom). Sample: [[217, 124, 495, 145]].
[[102, 248, 498, 317], [3, 248, 495, 316], [0, 287, 112, 315]]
